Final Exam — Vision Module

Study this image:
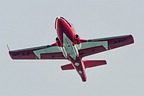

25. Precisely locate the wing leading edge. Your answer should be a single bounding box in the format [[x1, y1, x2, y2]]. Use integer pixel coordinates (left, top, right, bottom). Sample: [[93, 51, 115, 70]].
[[79, 35, 134, 57], [9, 45, 65, 59]]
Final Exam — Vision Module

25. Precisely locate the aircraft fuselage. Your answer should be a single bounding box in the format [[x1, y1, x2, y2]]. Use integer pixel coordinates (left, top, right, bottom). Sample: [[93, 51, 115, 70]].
[[55, 17, 86, 81]]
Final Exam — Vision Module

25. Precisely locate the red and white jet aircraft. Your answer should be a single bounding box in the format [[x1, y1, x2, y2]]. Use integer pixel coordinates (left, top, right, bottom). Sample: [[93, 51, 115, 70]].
[[9, 16, 134, 82]]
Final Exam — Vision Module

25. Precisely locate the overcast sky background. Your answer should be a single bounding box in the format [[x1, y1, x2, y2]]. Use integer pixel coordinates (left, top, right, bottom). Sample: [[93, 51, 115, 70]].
[[0, 0, 144, 96]]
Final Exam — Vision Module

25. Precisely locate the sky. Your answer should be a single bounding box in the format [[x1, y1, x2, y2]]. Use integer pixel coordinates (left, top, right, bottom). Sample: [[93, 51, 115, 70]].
[[0, 0, 144, 96]]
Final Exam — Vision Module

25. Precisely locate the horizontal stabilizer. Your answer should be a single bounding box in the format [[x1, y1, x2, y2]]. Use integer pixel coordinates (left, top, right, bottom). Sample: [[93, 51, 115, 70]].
[[61, 64, 74, 70], [61, 60, 106, 70], [84, 60, 107, 68]]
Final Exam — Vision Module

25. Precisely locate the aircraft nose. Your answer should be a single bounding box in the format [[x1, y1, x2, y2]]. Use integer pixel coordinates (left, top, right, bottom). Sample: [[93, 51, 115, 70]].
[[56, 16, 62, 22], [55, 16, 61, 22], [57, 16, 61, 19], [55, 17, 64, 45], [55, 16, 63, 29]]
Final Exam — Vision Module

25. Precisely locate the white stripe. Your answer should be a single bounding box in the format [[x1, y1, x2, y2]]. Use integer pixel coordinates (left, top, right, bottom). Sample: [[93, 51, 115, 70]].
[[33, 46, 61, 59], [80, 41, 108, 50]]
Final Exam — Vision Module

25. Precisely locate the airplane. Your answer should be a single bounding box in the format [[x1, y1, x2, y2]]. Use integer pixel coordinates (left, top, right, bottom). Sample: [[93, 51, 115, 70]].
[[9, 16, 134, 82]]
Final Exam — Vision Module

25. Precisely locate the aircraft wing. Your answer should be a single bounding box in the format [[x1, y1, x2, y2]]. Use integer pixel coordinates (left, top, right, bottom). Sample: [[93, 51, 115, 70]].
[[79, 35, 134, 58], [9, 45, 65, 59]]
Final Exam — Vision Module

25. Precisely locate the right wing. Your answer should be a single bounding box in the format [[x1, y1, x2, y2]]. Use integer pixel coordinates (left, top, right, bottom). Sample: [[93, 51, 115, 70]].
[[79, 35, 134, 58], [9, 44, 65, 59]]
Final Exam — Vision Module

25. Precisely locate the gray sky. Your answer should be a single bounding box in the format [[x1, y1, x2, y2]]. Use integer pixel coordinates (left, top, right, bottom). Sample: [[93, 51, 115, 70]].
[[0, 0, 144, 96]]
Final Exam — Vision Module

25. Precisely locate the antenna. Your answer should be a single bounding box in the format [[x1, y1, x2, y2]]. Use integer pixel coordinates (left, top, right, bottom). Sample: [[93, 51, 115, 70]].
[[6, 44, 10, 51]]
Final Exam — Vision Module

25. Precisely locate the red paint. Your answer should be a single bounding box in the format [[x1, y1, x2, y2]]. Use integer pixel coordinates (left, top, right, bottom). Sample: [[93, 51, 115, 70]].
[[9, 16, 134, 82], [55, 17, 76, 46], [55, 17, 87, 82]]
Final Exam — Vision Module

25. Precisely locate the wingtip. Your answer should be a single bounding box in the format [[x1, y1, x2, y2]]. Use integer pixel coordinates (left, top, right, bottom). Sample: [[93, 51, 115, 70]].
[[129, 34, 134, 44]]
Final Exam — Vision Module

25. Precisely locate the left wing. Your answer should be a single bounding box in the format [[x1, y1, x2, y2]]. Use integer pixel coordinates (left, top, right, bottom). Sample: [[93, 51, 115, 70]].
[[9, 45, 65, 59], [79, 35, 134, 58]]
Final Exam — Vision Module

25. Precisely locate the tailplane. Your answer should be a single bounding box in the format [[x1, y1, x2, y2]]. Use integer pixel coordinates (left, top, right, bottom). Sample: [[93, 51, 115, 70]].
[[61, 64, 74, 70], [83, 60, 106, 68], [61, 60, 106, 70]]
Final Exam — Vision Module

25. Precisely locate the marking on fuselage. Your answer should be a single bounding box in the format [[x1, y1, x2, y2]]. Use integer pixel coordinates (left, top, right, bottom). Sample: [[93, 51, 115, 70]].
[[63, 33, 78, 60], [79, 70, 82, 74], [75, 62, 79, 66]]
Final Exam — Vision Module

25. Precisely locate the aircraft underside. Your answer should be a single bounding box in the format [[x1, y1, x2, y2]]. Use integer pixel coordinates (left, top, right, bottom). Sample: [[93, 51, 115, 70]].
[[9, 16, 134, 82]]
